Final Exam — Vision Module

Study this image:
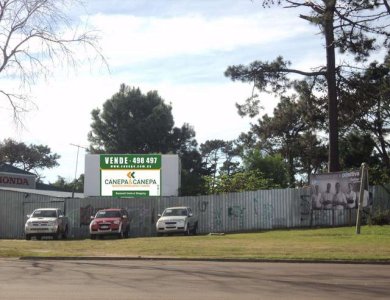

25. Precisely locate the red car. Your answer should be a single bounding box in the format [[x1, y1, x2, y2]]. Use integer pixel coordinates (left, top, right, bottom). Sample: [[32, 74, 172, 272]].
[[89, 208, 130, 239]]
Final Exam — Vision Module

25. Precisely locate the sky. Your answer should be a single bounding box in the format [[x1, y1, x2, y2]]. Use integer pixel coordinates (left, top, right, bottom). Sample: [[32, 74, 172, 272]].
[[0, 0, 326, 183]]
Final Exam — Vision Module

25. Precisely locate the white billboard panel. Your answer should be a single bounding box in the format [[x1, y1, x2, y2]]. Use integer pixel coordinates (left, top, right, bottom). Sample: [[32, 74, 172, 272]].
[[101, 169, 160, 197], [84, 154, 180, 197]]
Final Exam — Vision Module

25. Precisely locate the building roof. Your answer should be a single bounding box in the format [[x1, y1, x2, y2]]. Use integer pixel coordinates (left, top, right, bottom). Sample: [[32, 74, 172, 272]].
[[0, 163, 35, 176], [0, 164, 82, 196], [0, 186, 84, 198]]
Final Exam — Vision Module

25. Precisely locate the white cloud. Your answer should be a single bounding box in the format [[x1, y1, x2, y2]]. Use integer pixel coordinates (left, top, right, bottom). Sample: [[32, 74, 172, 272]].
[[88, 11, 314, 67], [2, 73, 268, 183], [0, 2, 323, 184]]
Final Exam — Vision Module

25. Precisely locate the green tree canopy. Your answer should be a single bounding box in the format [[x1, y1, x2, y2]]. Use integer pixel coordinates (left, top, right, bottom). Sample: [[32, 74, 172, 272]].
[[339, 131, 377, 170], [88, 84, 207, 196], [204, 169, 279, 194], [0, 138, 60, 178], [200, 139, 241, 193], [235, 81, 328, 186], [88, 84, 177, 154], [243, 150, 289, 188], [339, 57, 390, 171], [225, 0, 390, 172], [49, 174, 84, 193]]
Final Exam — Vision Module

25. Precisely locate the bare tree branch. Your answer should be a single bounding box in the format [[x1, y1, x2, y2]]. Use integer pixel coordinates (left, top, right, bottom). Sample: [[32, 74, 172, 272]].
[[384, 0, 390, 14], [0, 0, 107, 124]]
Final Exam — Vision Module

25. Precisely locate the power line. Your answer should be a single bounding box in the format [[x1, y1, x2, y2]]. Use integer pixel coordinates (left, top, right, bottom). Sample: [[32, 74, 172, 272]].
[[69, 144, 88, 198]]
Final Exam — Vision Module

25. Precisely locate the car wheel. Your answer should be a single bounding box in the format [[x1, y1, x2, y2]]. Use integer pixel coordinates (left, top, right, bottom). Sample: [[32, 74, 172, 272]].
[[53, 230, 61, 240], [124, 227, 130, 238], [184, 225, 190, 236], [25, 234, 31, 240], [192, 223, 198, 235], [62, 226, 68, 239]]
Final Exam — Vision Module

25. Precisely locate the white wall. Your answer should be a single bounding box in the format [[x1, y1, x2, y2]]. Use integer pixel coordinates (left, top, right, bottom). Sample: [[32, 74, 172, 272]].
[[84, 154, 181, 197]]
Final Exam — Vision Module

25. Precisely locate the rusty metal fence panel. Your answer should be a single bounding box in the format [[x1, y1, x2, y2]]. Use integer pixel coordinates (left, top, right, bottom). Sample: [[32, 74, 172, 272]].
[[1, 185, 390, 239], [372, 185, 390, 211], [74, 196, 157, 239], [0, 190, 24, 239], [0, 190, 65, 239]]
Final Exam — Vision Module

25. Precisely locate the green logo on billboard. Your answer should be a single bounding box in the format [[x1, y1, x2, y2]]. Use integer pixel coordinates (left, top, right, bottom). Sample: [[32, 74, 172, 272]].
[[100, 154, 161, 169], [113, 190, 150, 198]]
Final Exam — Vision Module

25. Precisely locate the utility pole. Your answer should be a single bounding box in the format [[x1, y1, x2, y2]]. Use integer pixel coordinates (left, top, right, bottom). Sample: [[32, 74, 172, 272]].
[[356, 163, 368, 234], [70, 143, 88, 198]]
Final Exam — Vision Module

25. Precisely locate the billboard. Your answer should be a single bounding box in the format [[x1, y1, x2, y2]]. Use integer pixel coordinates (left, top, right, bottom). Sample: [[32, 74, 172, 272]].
[[100, 154, 161, 197], [310, 170, 370, 210], [84, 154, 180, 197]]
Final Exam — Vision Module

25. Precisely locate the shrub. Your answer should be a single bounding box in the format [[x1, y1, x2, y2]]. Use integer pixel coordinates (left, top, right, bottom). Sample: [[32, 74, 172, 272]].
[[371, 209, 390, 225]]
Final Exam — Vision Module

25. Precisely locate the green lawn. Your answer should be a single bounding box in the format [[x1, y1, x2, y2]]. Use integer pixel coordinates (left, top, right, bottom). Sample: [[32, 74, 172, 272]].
[[1, 225, 389, 261]]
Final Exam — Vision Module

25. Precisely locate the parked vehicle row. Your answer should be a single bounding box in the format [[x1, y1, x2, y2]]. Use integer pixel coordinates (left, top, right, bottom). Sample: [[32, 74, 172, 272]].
[[156, 206, 198, 236], [89, 208, 130, 239], [24, 206, 198, 240], [25, 208, 69, 240]]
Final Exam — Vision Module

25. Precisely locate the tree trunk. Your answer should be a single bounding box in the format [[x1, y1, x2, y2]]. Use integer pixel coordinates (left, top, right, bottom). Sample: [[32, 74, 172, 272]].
[[324, 0, 340, 172], [376, 97, 390, 169], [286, 143, 296, 187]]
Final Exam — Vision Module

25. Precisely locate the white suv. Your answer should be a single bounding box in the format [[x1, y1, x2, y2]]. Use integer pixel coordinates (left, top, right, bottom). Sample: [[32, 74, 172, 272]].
[[156, 206, 198, 236]]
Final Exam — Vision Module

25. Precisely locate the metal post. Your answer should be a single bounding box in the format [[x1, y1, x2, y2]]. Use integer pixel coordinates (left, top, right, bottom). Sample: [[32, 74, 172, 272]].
[[72, 146, 80, 198], [356, 163, 368, 234], [70, 143, 88, 198]]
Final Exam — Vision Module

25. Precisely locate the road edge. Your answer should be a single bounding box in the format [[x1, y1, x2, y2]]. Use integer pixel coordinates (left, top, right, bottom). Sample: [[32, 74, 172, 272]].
[[18, 256, 390, 264]]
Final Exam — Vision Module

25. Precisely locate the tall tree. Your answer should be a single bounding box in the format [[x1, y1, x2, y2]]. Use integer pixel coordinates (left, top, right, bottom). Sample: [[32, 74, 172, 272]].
[[180, 149, 209, 196], [219, 141, 241, 176], [172, 123, 209, 196], [339, 58, 390, 171], [0, 138, 60, 178], [237, 81, 328, 185], [225, 0, 390, 172], [243, 150, 290, 187], [200, 139, 240, 192], [49, 174, 84, 193], [199, 139, 227, 193], [89, 84, 177, 154], [295, 131, 328, 181], [206, 169, 279, 194], [339, 131, 377, 169], [88, 84, 206, 196], [0, 0, 103, 122]]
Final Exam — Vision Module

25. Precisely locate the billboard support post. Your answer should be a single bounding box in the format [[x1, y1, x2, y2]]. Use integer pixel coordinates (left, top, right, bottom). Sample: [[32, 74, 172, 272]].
[[355, 163, 368, 235]]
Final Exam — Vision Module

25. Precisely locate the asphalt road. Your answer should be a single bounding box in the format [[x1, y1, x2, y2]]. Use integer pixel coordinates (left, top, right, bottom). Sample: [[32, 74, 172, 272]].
[[0, 259, 389, 299]]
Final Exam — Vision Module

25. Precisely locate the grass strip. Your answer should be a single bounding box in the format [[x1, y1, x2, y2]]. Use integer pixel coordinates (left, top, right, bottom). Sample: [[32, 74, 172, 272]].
[[0, 225, 389, 261]]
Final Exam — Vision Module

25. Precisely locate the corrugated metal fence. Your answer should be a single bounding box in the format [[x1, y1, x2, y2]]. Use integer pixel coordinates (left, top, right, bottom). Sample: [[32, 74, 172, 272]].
[[1, 185, 389, 239]]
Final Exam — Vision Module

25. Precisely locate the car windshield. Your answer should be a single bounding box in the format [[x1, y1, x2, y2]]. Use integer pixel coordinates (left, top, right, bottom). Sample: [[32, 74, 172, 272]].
[[162, 208, 188, 217], [32, 210, 57, 218], [96, 210, 121, 218]]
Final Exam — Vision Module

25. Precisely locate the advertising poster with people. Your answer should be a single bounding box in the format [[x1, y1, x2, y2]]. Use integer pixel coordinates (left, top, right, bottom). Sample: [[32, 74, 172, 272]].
[[310, 171, 370, 210]]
